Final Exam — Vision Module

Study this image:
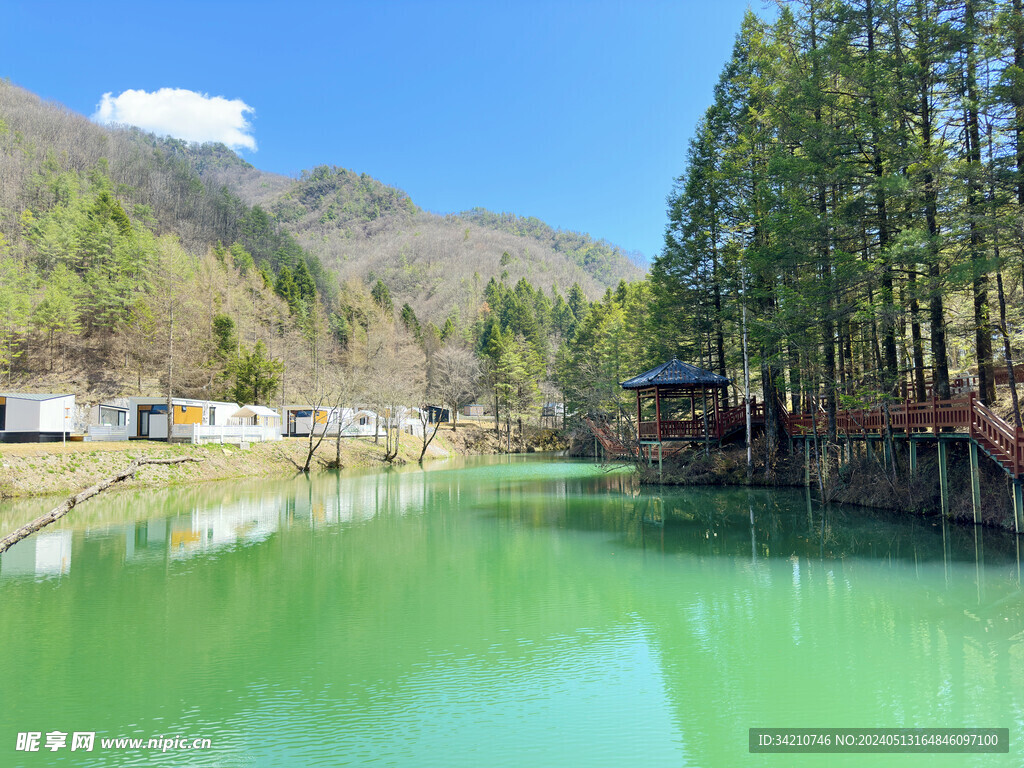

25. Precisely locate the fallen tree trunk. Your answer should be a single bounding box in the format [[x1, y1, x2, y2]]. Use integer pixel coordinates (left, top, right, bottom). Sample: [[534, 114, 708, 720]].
[[0, 456, 202, 555]]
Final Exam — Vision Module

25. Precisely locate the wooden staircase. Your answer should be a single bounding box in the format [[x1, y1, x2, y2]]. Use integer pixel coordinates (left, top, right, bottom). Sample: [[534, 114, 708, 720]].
[[583, 417, 638, 459]]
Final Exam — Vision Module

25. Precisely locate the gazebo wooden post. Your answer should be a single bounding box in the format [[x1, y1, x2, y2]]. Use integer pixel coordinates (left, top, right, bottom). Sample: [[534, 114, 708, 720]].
[[655, 386, 662, 442], [636, 390, 642, 440], [713, 385, 721, 439]]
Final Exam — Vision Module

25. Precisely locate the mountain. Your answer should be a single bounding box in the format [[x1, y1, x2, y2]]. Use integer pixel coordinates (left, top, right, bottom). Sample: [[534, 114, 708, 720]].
[[169, 149, 644, 323], [0, 79, 644, 403]]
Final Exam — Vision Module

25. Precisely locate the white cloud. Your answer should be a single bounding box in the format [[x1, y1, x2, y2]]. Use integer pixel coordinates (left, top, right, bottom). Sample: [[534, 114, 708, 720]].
[[92, 88, 257, 152]]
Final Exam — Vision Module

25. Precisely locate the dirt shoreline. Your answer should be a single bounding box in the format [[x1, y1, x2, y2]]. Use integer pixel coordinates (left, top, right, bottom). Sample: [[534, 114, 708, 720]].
[[0, 423, 568, 501], [0, 427, 458, 502], [634, 439, 1021, 533]]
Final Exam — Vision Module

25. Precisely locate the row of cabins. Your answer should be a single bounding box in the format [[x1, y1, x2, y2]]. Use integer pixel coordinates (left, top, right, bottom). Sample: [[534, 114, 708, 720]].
[[0, 392, 436, 444]]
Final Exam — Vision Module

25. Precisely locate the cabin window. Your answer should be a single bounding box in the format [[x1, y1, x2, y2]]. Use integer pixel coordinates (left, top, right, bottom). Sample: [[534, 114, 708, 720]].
[[100, 407, 127, 426]]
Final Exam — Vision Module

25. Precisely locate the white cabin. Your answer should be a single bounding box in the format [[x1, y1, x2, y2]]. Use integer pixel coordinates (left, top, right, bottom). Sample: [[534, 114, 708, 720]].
[[281, 404, 332, 437], [128, 397, 238, 440], [85, 401, 130, 441], [0, 392, 75, 443]]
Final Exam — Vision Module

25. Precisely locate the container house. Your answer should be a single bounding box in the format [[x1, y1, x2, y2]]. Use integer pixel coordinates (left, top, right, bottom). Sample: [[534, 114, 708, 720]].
[[128, 397, 238, 440], [0, 392, 75, 442]]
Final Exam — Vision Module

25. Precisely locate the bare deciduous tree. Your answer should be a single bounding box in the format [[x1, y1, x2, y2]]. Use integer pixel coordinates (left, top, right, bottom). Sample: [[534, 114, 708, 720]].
[[362, 324, 425, 462], [429, 343, 480, 431]]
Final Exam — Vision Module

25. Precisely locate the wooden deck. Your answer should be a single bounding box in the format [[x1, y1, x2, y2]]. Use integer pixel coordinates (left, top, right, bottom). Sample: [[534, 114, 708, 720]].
[[784, 393, 1023, 479], [593, 392, 1024, 479]]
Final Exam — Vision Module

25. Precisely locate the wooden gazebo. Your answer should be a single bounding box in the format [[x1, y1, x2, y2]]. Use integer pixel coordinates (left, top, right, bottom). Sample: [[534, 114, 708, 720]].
[[621, 358, 732, 442]]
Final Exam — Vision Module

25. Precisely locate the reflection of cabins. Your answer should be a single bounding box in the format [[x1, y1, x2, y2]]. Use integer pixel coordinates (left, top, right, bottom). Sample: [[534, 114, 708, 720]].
[[128, 397, 237, 440], [0, 531, 72, 578], [168, 499, 281, 559], [621, 358, 732, 443]]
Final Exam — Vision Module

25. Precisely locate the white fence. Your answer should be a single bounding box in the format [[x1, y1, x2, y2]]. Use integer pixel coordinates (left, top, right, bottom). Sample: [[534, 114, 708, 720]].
[[309, 423, 386, 438], [85, 425, 129, 442], [309, 422, 423, 438], [171, 424, 281, 444]]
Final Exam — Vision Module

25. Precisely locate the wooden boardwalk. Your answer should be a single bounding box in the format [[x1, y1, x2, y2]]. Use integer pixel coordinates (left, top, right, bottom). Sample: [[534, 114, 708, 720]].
[[783, 392, 1023, 480], [588, 392, 1024, 480]]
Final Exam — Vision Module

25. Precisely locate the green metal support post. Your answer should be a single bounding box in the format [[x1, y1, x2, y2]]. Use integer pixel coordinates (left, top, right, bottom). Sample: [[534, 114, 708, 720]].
[[938, 440, 949, 518], [1013, 481, 1023, 535], [804, 438, 810, 487], [909, 440, 917, 474], [969, 442, 981, 525]]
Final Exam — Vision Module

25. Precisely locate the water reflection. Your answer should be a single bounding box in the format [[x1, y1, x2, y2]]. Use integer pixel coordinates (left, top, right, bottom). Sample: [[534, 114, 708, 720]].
[[0, 456, 1022, 767], [0, 530, 71, 579], [3, 459, 1023, 580]]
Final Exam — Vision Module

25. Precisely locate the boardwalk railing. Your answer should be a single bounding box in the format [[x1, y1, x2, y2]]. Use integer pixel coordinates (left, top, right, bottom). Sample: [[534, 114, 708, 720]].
[[969, 397, 1024, 477], [640, 419, 707, 439], [783, 392, 1023, 478], [630, 390, 1023, 478], [716, 397, 763, 439]]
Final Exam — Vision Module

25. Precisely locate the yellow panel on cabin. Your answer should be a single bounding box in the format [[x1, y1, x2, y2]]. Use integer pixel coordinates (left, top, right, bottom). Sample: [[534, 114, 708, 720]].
[[179, 406, 203, 425], [315, 411, 328, 424]]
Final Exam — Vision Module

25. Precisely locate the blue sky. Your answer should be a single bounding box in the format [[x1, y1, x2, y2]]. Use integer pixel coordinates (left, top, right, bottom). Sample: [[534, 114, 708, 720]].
[[4, 1, 767, 265]]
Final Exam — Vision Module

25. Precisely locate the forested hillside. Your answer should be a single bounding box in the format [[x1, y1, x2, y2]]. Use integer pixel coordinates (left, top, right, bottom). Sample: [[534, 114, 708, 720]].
[[170, 151, 642, 323], [0, 82, 334, 405], [566, 0, 1024, 468], [457, 208, 644, 285], [0, 79, 641, 447]]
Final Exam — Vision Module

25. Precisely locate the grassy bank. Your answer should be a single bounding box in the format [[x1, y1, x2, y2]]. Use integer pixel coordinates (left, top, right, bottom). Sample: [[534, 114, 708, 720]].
[[0, 422, 569, 503], [0, 430, 457, 502]]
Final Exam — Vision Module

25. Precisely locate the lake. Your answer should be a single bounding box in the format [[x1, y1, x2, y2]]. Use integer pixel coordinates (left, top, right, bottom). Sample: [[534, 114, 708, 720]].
[[1, 455, 1022, 766]]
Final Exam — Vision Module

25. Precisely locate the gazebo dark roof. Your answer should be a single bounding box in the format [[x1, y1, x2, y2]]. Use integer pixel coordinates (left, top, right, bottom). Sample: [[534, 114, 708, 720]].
[[620, 358, 730, 389]]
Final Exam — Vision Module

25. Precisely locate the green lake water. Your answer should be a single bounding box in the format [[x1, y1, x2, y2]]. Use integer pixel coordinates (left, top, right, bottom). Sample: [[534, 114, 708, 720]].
[[1, 455, 1023, 767]]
